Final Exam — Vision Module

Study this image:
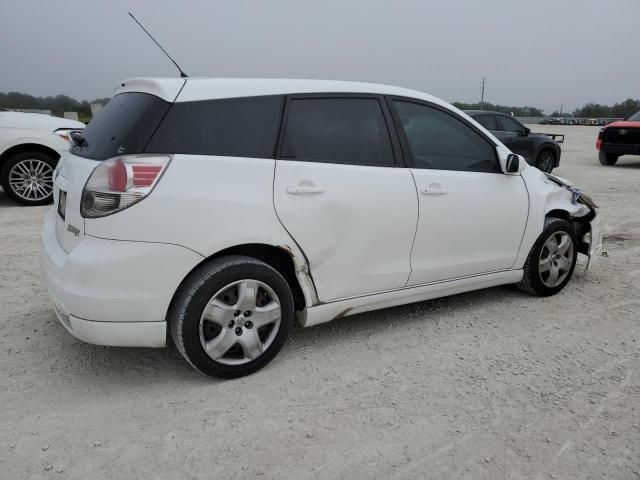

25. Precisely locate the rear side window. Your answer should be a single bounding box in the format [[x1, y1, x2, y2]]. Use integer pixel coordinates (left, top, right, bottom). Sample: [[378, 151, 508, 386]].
[[146, 95, 284, 158], [393, 101, 499, 173], [280, 98, 395, 167], [474, 114, 498, 131], [71, 93, 170, 161]]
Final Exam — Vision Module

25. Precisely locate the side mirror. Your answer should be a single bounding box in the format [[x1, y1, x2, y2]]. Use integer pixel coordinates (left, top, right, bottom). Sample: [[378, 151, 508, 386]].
[[520, 127, 530, 137], [506, 154, 520, 173]]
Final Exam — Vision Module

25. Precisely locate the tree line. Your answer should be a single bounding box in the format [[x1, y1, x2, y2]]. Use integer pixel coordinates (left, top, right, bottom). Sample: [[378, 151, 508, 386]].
[[564, 99, 640, 119], [2, 91, 639, 119], [0, 92, 110, 117]]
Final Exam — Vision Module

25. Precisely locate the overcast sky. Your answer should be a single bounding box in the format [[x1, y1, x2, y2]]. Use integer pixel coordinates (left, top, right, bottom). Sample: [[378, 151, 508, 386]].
[[1, 0, 638, 113]]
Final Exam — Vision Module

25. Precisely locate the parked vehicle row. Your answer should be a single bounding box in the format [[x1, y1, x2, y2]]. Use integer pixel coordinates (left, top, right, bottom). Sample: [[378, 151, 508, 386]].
[[39, 77, 602, 378], [0, 111, 84, 205], [540, 118, 618, 126]]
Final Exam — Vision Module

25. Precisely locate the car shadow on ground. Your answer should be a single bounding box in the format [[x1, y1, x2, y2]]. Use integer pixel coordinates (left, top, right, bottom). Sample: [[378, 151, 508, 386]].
[[47, 284, 531, 386], [0, 188, 15, 207], [611, 158, 640, 169]]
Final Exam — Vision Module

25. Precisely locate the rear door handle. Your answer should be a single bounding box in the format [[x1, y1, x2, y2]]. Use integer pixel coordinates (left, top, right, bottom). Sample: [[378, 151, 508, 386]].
[[286, 185, 324, 195], [421, 186, 448, 196]]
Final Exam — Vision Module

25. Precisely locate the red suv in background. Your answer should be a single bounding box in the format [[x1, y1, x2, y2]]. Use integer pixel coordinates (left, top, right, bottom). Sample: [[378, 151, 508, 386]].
[[596, 110, 640, 165]]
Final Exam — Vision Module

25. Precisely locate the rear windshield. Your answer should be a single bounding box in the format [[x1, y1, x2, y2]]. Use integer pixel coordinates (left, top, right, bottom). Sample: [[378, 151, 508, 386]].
[[71, 92, 170, 160]]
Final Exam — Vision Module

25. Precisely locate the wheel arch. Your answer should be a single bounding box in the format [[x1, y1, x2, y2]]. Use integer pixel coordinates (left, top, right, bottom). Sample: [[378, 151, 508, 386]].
[[0, 143, 60, 171], [545, 209, 591, 255], [167, 243, 316, 325]]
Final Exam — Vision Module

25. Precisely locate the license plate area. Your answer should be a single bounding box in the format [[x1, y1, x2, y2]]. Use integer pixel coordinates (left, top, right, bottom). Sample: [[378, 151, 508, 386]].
[[57, 190, 67, 220]]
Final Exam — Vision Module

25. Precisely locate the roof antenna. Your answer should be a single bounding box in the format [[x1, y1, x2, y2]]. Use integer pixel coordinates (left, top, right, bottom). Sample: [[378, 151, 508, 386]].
[[128, 12, 188, 78]]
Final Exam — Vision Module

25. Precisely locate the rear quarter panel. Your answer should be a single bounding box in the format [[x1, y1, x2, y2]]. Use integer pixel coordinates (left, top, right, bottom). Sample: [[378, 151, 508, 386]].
[[85, 155, 296, 254]]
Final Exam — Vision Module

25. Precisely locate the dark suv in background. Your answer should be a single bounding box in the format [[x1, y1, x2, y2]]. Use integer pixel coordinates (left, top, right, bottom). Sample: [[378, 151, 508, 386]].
[[465, 110, 562, 173]]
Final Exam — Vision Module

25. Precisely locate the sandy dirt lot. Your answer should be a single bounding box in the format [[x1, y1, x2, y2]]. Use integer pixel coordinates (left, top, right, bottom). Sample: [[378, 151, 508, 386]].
[[1, 126, 639, 479]]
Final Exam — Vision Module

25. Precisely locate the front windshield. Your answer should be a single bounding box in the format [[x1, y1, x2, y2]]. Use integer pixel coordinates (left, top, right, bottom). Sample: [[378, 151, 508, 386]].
[[628, 110, 640, 121]]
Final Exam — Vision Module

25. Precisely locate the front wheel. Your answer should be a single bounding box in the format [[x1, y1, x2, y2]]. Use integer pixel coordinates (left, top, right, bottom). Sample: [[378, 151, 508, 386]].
[[598, 152, 619, 165], [0, 151, 57, 205], [535, 149, 556, 173], [517, 218, 578, 296], [169, 256, 294, 379]]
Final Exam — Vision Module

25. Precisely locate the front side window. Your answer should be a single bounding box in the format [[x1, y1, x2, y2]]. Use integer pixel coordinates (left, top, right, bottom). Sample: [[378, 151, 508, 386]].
[[393, 101, 499, 173], [498, 115, 525, 133], [146, 95, 284, 158], [280, 97, 395, 167]]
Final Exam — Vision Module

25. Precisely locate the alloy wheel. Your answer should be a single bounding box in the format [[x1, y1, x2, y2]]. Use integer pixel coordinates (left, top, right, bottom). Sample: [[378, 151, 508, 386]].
[[199, 279, 282, 365], [538, 231, 574, 288], [8, 159, 54, 202]]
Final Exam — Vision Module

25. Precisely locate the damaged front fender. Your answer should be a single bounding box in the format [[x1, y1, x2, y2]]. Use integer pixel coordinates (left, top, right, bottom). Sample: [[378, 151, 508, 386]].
[[517, 167, 603, 270], [544, 173, 602, 268]]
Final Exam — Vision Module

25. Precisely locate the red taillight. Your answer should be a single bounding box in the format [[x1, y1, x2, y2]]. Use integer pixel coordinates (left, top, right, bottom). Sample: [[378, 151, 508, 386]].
[[108, 158, 127, 191], [596, 128, 604, 151], [132, 164, 163, 187], [81, 155, 171, 218]]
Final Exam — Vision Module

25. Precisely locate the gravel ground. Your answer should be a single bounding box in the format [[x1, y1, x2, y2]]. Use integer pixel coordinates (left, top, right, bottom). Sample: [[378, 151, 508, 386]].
[[1, 125, 639, 479]]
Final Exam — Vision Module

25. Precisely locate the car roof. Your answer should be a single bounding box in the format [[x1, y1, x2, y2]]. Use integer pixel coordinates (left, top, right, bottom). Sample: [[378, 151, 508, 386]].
[[113, 77, 452, 109], [464, 110, 503, 116]]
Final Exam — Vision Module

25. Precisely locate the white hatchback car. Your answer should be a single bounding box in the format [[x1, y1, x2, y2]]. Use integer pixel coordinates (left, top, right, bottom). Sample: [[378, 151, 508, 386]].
[[40, 78, 601, 378], [0, 110, 84, 205]]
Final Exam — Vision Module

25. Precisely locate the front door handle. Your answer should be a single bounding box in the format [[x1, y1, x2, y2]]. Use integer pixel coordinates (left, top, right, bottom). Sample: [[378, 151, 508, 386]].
[[286, 185, 324, 195], [421, 184, 448, 196]]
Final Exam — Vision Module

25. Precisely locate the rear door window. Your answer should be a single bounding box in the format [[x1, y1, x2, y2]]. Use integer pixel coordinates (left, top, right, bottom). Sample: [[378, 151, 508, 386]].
[[474, 114, 499, 131], [279, 97, 395, 167], [71, 93, 170, 161], [145, 95, 284, 158]]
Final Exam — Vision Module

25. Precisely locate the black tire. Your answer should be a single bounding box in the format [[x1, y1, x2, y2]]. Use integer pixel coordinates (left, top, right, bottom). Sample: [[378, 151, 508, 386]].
[[0, 151, 57, 205], [517, 218, 578, 297], [169, 255, 294, 379], [598, 151, 619, 165], [535, 149, 556, 173]]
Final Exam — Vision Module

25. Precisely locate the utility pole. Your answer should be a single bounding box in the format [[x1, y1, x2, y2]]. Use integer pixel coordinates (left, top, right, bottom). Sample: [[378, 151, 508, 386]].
[[560, 104, 563, 116], [480, 78, 485, 110]]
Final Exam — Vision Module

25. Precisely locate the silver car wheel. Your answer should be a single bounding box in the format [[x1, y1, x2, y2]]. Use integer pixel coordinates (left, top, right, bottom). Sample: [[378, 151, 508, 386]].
[[199, 279, 282, 366], [538, 231, 574, 288], [8, 159, 54, 202]]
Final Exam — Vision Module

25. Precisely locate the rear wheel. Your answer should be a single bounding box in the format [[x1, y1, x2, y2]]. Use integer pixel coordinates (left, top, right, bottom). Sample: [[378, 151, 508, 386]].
[[169, 256, 294, 379], [598, 152, 619, 165], [517, 218, 578, 296], [1, 151, 57, 205], [535, 149, 556, 173]]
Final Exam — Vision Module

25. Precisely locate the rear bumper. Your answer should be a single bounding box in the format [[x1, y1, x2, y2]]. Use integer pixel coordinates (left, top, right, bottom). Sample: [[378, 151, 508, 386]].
[[600, 143, 640, 155], [52, 305, 167, 348], [39, 208, 203, 347]]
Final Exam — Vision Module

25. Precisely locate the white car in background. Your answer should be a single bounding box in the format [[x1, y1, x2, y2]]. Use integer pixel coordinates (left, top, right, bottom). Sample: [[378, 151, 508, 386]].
[[0, 110, 84, 205], [40, 77, 601, 379]]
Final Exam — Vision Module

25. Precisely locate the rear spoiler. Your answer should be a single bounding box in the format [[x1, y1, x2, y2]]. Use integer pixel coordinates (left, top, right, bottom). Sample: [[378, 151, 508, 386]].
[[543, 133, 564, 143]]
